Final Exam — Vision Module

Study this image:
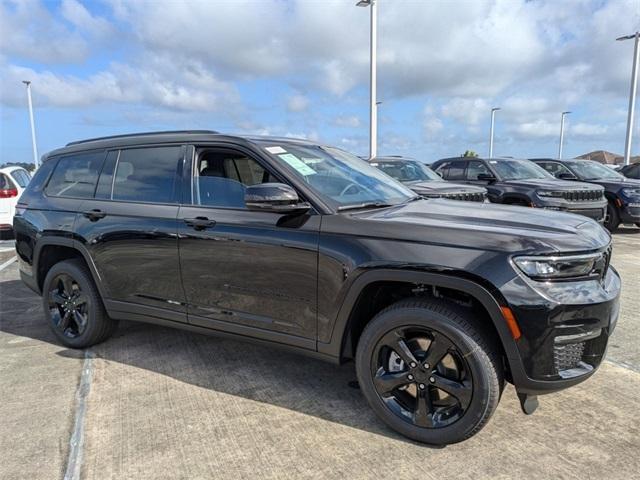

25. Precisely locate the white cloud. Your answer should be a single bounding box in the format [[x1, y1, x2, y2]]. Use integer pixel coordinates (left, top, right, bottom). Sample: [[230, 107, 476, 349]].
[[286, 94, 309, 112], [441, 98, 490, 126], [334, 115, 361, 128]]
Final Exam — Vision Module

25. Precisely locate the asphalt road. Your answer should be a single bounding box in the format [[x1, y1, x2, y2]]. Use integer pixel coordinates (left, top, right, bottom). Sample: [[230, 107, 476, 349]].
[[1, 230, 639, 480]]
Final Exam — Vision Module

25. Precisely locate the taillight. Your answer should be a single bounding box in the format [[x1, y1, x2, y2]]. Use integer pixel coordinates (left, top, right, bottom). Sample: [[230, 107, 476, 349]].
[[0, 188, 18, 198]]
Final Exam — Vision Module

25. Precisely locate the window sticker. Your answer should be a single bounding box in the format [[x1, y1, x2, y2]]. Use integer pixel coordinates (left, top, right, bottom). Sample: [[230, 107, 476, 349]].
[[265, 146, 287, 154], [278, 153, 317, 176]]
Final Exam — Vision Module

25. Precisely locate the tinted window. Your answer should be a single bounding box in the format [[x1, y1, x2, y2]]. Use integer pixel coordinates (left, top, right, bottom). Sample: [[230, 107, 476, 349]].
[[466, 161, 490, 180], [538, 162, 572, 177], [194, 149, 275, 208], [10, 169, 31, 187], [447, 161, 466, 180], [0, 174, 11, 190], [112, 147, 183, 203], [45, 152, 106, 198]]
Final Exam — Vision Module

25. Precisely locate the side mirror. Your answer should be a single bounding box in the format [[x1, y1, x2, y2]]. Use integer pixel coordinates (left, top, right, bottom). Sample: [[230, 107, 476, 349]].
[[557, 172, 577, 180], [477, 173, 497, 183], [244, 183, 310, 214]]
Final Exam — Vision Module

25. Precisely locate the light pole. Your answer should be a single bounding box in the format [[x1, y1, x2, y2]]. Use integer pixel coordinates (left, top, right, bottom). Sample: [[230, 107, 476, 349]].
[[617, 32, 640, 166], [489, 107, 500, 158], [558, 111, 571, 159], [357, 0, 377, 160], [22, 80, 39, 169]]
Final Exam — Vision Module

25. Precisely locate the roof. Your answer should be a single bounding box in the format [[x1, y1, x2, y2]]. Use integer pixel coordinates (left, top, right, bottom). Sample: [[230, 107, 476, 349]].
[[46, 131, 321, 159]]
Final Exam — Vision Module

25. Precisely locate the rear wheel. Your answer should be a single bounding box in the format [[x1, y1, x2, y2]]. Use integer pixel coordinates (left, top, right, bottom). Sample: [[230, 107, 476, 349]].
[[43, 259, 118, 348], [604, 202, 620, 232], [355, 298, 502, 445]]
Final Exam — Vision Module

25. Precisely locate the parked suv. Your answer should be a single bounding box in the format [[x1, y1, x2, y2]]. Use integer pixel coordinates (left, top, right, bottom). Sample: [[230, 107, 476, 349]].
[[370, 156, 487, 202], [619, 162, 640, 180], [531, 158, 640, 231], [431, 157, 607, 222], [14, 131, 620, 445]]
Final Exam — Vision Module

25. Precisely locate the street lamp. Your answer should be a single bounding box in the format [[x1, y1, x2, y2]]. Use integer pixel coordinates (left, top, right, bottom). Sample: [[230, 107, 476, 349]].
[[356, 0, 377, 160], [489, 107, 500, 158], [558, 111, 571, 159], [22, 81, 39, 169], [617, 32, 640, 166]]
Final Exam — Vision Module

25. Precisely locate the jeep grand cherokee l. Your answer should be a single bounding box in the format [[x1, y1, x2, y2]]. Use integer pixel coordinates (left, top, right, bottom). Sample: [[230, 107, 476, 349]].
[[370, 156, 487, 202], [431, 157, 607, 222], [531, 158, 640, 232], [14, 131, 620, 445]]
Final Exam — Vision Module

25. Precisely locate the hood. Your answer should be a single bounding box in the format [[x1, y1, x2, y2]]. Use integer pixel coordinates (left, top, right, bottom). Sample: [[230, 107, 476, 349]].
[[336, 198, 610, 254], [406, 181, 487, 196], [502, 178, 603, 191]]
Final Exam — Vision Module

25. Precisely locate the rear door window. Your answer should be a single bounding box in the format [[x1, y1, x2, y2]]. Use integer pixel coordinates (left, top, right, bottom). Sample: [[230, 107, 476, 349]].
[[45, 152, 106, 198], [112, 146, 183, 204], [447, 161, 467, 180]]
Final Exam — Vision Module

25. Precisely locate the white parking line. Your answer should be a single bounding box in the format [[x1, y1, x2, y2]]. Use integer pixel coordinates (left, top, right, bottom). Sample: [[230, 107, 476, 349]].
[[0, 256, 17, 271]]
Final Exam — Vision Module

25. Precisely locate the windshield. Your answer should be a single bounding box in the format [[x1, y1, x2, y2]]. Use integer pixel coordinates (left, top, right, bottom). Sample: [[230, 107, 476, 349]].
[[258, 142, 417, 209], [372, 160, 442, 183], [491, 159, 552, 180], [566, 160, 624, 180]]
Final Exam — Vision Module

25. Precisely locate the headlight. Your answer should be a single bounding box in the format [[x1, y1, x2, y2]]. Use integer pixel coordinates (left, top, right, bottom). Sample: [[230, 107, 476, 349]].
[[513, 252, 606, 280], [621, 187, 640, 197], [537, 190, 565, 198]]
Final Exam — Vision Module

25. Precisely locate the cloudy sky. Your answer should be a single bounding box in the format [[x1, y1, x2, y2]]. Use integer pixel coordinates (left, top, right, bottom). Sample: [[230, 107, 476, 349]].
[[1, 0, 639, 164]]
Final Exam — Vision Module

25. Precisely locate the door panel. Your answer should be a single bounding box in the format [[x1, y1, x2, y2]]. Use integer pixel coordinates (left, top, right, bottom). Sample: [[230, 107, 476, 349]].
[[75, 199, 184, 314], [178, 206, 320, 340]]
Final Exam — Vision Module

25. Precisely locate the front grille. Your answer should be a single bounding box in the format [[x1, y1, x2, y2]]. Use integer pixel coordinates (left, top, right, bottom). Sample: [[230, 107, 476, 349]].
[[441, 192, 486, 202], [562, 189, 603, 202], [554, 342, 586, 372]]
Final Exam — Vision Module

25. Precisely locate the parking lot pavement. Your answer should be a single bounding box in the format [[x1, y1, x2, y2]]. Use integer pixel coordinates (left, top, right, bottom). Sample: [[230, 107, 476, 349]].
[[1, 231, 639, 480]]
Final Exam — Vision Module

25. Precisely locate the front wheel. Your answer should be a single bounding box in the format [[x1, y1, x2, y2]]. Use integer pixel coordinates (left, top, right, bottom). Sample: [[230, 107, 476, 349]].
[[42, 259, 118, 348], [355, 299, 503, 445], [604, 202, 620, 232]]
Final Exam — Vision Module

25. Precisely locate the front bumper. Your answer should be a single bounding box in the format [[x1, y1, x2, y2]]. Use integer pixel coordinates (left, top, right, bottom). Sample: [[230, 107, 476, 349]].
[[620, 202, 640, 223], [499, 265, 621, 395], [535, 198, 607, 223]]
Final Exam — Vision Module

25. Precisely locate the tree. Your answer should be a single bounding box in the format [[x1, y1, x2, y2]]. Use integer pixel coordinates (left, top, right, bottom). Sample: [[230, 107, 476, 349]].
[[462, 150, 479, 158], [0, 162, 35, 171]]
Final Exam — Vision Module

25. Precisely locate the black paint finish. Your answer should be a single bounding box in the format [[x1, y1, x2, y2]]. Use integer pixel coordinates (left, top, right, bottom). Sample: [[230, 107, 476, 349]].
[[14, 132, 621, 402]]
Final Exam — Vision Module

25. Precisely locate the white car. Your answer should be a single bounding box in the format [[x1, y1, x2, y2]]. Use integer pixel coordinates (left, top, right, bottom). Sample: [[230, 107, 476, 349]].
[[1, 166, 31, 237]]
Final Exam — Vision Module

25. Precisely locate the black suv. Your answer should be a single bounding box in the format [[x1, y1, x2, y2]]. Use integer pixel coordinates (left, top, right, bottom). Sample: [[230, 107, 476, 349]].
[[14, 131, 620, 445], [531, 158, 640, 231], [370, 156, 487, 202], [431, 157, 607, 223], [619, 162, 640, 180]]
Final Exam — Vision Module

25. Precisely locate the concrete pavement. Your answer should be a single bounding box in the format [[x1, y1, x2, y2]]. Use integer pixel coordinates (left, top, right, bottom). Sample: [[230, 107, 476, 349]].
[[1, 230, 639, 480]]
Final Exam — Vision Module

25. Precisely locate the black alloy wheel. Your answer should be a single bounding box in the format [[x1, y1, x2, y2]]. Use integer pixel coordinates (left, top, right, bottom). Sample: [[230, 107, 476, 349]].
[[42, 259, 118, 348], [371, 327, 472, 429], [48, 273, 90, 339], [356, 299, 502, 445]]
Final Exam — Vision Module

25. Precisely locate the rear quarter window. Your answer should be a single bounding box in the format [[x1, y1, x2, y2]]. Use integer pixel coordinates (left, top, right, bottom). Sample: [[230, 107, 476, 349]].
[[44, 151, 106, 198]]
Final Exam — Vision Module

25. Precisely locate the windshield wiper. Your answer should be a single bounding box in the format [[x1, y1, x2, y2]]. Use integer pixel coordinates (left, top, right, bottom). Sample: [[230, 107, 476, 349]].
[[337, 201, 394, 211]]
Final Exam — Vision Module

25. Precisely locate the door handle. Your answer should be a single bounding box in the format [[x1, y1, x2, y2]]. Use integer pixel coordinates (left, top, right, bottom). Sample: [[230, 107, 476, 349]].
[[184, 217, 216, 230], [82, 209, 107, 221]]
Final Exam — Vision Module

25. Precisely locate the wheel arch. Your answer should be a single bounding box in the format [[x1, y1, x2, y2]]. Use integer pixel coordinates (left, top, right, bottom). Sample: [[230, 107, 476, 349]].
[[34, 237, 109, 300], [318, 269, 523, 379]]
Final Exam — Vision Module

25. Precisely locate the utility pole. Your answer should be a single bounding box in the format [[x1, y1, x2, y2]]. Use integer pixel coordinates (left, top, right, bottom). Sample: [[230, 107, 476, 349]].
[[489, 107, 500, 158], [357, 0, 377, 159], [22, 80, 39, 169], [617, 32, 640, 166], [558, 111, 571, 160]]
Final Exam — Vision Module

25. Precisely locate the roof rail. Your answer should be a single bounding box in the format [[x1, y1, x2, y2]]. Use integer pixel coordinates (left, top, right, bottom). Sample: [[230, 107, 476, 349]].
[[65, 130, 219, 147]]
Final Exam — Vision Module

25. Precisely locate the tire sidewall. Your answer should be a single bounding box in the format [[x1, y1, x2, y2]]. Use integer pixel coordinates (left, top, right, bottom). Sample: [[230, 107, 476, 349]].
[[356, 304, 499, 445], [42, 260, 103, 348], [605, 202, 619, 232]]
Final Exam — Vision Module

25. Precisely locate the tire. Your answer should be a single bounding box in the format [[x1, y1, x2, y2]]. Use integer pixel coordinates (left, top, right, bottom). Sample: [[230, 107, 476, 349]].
[[42, 259, 118, 348], [636, 223, 640, 228], [355, 298, 503, 445], [604, 202, 620, 232]]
